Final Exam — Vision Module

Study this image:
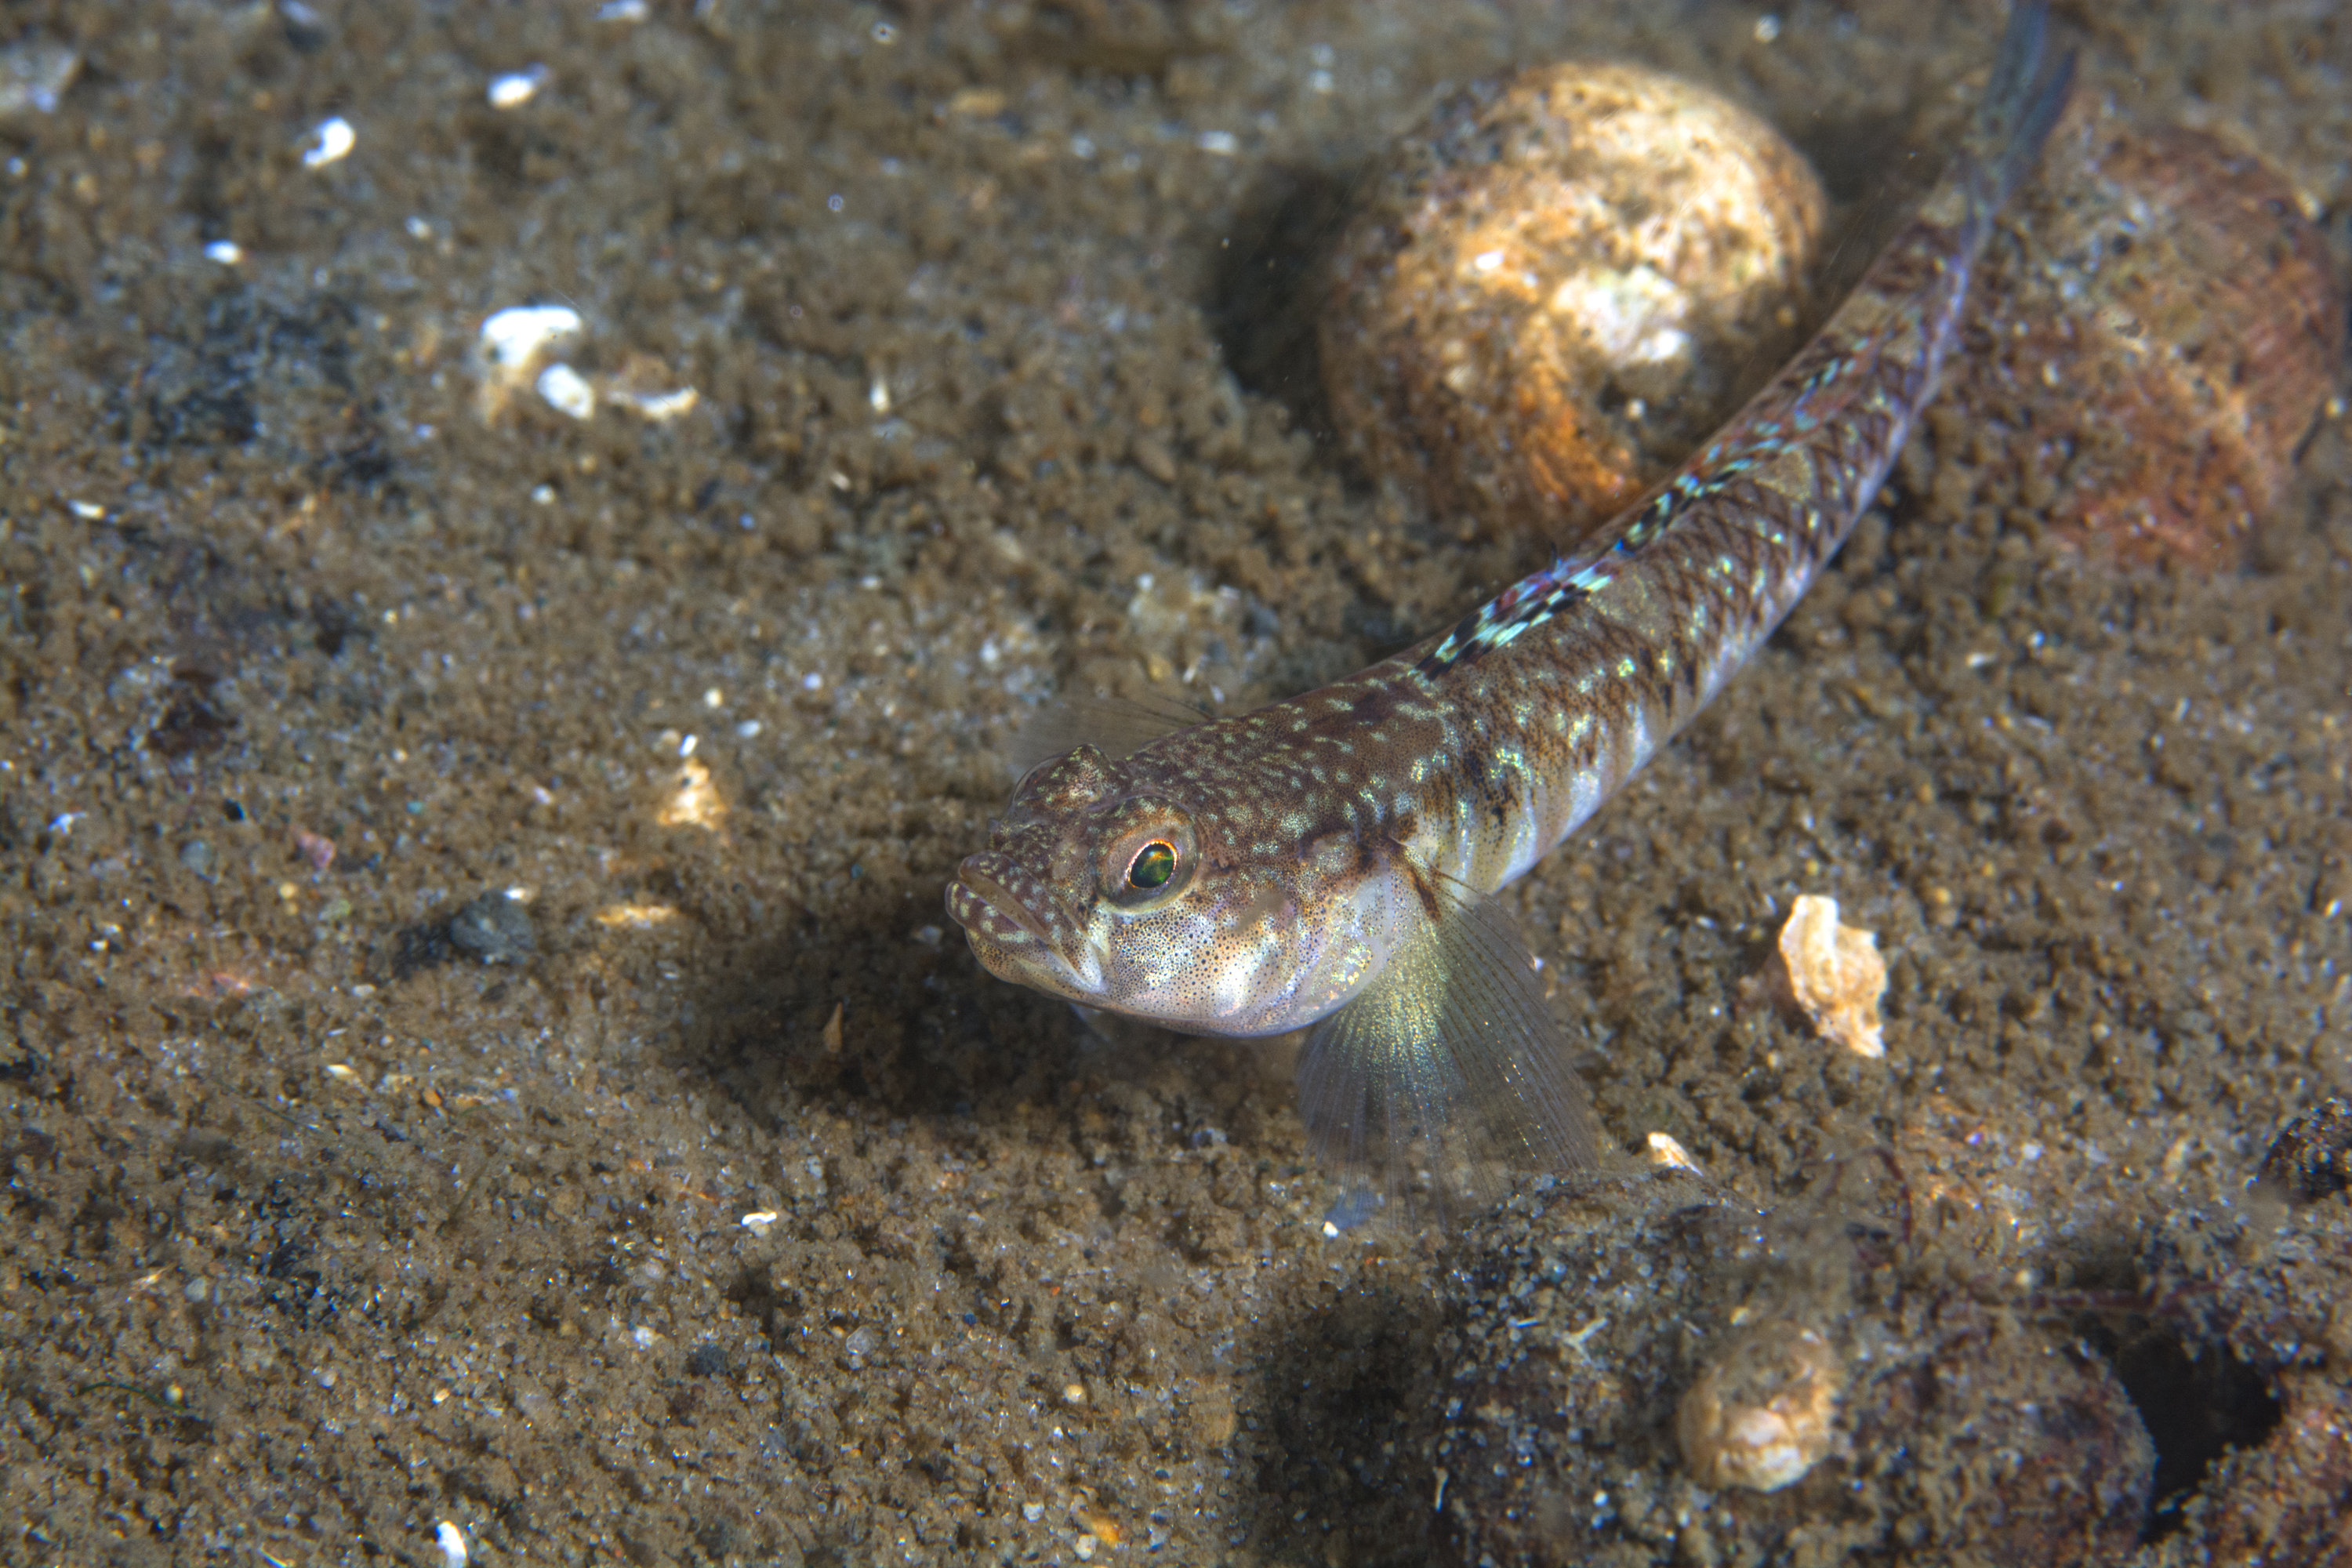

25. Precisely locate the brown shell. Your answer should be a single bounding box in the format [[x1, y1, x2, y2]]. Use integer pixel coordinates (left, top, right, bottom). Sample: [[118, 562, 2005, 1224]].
[[1320, 61, 1828, 543], [1956, 96, 2347, 572]]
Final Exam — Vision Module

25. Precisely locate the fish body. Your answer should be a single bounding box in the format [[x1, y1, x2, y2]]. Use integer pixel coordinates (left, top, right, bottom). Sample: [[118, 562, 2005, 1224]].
[[949, 3, 2074, 1206]]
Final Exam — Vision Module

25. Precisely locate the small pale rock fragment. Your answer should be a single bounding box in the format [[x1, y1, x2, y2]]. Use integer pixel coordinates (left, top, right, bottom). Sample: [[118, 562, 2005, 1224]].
[[1677, 1319, 1842, 1492], [0, 42, 79, 118], [487, 66, 548, 109], [476, 305, 583, 419], [1130, 433, 1178, 485], [604, 355, 701, 422], [1775, 894, 1886, 1058], [302, 115, 355, 169], [656, 757, 724, 829], [535, 362, 596, 420], [294, 828, 336, 873], [608, 383, 698, 422], [1646, 1131, 1700, 1171]]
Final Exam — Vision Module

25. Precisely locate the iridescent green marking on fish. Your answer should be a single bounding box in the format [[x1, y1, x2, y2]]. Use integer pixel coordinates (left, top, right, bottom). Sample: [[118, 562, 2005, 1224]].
[[948, 4, 2074, 1212]]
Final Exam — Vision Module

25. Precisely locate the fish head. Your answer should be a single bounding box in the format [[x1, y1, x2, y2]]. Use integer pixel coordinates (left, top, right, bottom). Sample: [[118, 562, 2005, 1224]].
[[947, 741, 1331, 1034]]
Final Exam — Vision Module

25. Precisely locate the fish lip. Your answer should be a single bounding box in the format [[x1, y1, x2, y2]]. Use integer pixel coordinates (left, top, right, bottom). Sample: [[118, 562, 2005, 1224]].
[[946, 853, 1102, 997]]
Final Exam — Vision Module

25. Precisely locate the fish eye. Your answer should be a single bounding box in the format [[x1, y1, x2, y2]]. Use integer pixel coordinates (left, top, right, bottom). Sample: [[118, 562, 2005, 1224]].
[[1126, 840, 1177, 890], [1098, 804, 1196, 908]]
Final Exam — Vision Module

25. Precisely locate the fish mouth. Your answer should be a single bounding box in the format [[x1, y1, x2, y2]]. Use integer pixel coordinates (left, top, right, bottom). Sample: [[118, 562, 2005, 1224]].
[[946, 853, 1102, 998]]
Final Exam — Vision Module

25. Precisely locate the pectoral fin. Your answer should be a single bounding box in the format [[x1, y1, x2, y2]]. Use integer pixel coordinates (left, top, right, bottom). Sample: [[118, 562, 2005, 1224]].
[[1296, 889, 1604, 1214]]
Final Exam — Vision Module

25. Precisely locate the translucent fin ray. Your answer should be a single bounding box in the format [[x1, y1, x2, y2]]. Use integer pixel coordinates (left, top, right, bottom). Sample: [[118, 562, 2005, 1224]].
[[1296, 887, 1602, 1218]]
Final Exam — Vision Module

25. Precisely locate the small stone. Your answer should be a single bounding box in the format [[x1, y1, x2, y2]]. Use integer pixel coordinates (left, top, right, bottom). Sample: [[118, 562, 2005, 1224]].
[[179, 840, 215, 878], [2257, 1096, 2352, 1203], [446, 889, 535, 964], [1130, 432, 1178, 485], [0, 40, 78, 118]]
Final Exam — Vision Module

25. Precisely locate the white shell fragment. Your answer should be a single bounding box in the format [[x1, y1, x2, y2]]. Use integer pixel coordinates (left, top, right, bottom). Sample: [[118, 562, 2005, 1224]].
[[1646, 1131, 1700, 1172], [475, 305, 583, 420], [434, 1520, 470, 1568], [302, 115, 355, 169], [535, 363, 597, 420], [487, 66, 548, 109], [1677, 1319, 1843, 1492], [480, 304, 583, 371], [1776, 894, 1887, 1058], [0, 41, 79, 118], [605, 383, 700, 423], [203, 240, 244, 265]]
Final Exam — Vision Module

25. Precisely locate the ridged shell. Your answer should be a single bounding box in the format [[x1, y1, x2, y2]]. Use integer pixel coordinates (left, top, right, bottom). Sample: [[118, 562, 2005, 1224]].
[[1957, 96, 2346, 571]]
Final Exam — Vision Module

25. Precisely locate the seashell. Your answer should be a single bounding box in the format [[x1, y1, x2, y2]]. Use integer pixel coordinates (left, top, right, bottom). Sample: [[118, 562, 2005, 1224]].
[[1321, 61, 1828, 542], [1768, 894, 1887, 1060], [1955, 96, 2345, 572], [1676, 1318, 1844, 1493]]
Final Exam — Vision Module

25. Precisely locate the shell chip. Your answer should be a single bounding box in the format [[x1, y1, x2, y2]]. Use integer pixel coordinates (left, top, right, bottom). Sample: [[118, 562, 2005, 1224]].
[[1676, 1319, 1843, 1492], [1775, 894, 1887, 1058]]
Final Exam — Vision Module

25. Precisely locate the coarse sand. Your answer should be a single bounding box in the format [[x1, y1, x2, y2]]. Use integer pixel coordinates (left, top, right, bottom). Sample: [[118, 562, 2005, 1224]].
[[2, 2, 2348, 1564]]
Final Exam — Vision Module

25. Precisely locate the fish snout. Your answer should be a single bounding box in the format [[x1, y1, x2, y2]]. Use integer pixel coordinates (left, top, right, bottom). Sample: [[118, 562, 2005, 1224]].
[[947, 852, 1074, 954]]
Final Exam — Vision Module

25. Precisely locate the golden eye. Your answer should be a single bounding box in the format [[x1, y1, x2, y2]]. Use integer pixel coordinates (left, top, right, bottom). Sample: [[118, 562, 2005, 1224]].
[[1126, 840, 1177, 891], [1097, 802, 1196, 908]]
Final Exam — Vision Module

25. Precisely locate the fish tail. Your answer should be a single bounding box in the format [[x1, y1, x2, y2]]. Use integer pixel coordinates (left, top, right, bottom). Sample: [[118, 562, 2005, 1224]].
[[1955, 0, 2076, 250]]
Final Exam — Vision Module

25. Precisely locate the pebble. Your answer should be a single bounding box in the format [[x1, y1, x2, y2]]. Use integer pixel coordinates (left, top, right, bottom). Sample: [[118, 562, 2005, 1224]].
[[536, 362, 597, 420], [1130, 432, 1178, 485], [302, 115, 355, 169], [487, 67, 549, 110], [446, 889, 535, 965], [2257, 1096, 2352, 1203], [476, 305, 583, 419], [1321, 60, 1824, 542], [0, 40, 78, 118]]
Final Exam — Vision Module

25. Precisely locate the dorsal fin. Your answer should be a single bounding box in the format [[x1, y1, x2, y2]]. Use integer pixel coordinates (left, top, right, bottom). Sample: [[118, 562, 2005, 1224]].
[[1004, 691, 1215, 777]]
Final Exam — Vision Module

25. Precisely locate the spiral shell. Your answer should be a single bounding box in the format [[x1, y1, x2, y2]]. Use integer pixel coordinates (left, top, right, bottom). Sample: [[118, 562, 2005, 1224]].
[[1958, 97, 2345, 572], [1321, 61, 1828, 542]]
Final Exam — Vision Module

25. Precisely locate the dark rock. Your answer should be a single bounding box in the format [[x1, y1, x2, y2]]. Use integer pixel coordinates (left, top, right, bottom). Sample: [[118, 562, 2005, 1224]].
[[447, 889, 535, 965], [2258, 1097, 2352, 1203]]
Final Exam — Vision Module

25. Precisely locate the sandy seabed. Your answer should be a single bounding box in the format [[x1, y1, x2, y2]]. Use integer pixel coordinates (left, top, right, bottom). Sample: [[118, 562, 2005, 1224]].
[[2, 2, 2349, 1564]]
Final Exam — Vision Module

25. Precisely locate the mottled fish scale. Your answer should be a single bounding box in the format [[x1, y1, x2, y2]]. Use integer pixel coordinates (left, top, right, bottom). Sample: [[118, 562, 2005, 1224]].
[[949, 2, 2074, 1212]]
